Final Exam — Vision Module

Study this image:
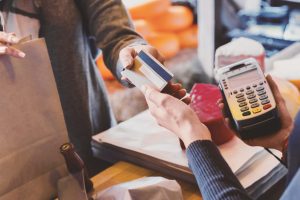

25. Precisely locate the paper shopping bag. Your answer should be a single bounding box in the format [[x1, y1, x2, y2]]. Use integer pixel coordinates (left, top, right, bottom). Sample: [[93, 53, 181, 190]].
[[0, 38, 69, 200]]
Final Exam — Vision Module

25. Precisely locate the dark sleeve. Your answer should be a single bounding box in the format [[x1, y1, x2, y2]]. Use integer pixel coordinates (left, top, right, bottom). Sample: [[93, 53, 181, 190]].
[[281, 169, 300, 200], [78, 0, 147, 82], [287, 111, 300, 182], [186, 140, 252, 200]]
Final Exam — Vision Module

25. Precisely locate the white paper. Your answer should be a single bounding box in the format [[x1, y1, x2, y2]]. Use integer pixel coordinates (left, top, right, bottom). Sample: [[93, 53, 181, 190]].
[[93, 111, 280, 188], [96, 177, 183, 200]]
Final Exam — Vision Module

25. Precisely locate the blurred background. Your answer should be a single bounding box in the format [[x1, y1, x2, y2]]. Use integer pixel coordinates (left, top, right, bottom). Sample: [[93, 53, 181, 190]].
[[97, 0, 300, 122]]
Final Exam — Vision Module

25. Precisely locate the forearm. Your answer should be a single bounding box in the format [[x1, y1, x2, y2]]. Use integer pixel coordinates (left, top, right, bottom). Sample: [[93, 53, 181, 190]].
[[78, 0, 146, 79], [186, 140, 252, 200]]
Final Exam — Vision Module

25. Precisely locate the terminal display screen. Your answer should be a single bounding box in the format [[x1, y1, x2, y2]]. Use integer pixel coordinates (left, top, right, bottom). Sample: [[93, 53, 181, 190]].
[[228, 69, 259, 88]]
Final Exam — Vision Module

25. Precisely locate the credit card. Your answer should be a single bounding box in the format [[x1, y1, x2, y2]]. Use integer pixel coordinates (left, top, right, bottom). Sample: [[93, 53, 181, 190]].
[[121, 50, 173, 91]]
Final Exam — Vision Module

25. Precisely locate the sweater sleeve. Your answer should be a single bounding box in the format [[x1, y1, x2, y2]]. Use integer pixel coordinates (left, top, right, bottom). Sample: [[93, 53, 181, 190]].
[[77, 0, 147, 82], [287, 111, 300, 182], [186, 140, 252, 200]]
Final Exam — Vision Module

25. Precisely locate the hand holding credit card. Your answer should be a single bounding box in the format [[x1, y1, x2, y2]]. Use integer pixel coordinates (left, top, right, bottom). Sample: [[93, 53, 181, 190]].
[[121, 50, 174, 91]]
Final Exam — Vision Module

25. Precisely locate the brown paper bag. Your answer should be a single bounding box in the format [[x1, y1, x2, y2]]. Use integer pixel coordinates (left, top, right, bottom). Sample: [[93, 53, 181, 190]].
[[0, 38, 69, 200]]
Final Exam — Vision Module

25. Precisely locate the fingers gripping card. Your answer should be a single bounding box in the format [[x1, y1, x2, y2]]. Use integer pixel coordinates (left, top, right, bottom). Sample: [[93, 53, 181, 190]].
[[121, 50, 173, 91]]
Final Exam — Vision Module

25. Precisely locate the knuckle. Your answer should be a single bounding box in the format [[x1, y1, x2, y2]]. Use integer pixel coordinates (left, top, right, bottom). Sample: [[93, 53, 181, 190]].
[[147, 46, 157, 54], [178, 112, 185, 120], [4, 46, 9, 53], [146, 89, 155, 99], [119, 48, 125, 56], [160, 96, 171, 106]]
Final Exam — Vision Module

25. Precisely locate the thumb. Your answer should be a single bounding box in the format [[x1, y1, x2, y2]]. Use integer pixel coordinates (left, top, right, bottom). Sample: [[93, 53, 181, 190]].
[[141, 85, 155, 100], [141, 85, 167, 107], [119, 47, 135, 69]]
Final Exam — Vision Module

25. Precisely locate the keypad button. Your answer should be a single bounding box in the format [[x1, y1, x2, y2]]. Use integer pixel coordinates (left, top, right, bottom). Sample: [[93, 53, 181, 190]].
[[252, 84, 257, 87], [240, 106, 249, 112], [259, 95, 268, 100], [235, 93, 244, 98], [247, 94, 256, 99], [246, 86, 251, 90], [237, 97, 246, 103], [257, 90, 266, 96], [261, 99, 270, 105], [225, 87, 228, 90], [249, 98, 258, 104], [233, 90, 238, 94], [250, 103, 260, 108], [246, 90, 254, 95], [239, 102, 247, 107], [242, 111, 251, 116], [252, 107, 262, 114], [240, 88, 244, 92], [259, 81, 264, 85], [256, 86, 264, 91], [263, 104, 272, 110]]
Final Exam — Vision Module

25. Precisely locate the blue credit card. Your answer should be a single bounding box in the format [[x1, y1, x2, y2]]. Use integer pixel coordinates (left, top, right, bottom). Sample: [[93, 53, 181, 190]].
[[121, 50, 174, 91], [138, 50, 173, 82]]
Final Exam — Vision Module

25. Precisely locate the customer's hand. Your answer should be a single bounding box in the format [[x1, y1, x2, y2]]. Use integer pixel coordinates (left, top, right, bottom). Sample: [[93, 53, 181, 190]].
[[218, 75, 293, 152], [141, 85, 212, 148], [120, 44, 164, 69], [0, 32, 25, 58], [119, 44, 164, 85], [119, 44, 188, 100]]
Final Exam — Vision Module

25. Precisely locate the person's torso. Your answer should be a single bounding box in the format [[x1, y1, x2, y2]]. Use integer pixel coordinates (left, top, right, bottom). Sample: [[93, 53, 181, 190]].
[[0, 0, 40, 38]]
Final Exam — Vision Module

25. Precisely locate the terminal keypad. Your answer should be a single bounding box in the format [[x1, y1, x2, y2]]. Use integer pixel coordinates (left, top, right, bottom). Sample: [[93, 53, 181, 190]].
[[233, 81, 272, 116]]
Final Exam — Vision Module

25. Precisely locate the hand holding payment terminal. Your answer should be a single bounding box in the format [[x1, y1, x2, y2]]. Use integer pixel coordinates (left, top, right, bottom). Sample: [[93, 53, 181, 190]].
[[217, 58, 280, 139]]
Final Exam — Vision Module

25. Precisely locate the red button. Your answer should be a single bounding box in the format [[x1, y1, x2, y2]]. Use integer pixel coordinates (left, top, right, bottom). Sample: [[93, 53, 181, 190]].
[[263, 104, 272, 110]]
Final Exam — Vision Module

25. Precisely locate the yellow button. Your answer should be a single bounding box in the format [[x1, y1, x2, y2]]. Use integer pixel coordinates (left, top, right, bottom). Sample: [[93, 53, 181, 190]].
[[252, 107, 261, 114]]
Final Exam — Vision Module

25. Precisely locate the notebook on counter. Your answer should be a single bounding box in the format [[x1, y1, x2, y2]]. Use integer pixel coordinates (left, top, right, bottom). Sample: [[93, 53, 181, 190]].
[[92, 111, 287, 198]]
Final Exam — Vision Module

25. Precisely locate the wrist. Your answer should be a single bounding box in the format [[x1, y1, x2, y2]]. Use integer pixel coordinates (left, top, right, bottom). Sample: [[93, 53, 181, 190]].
[[181, 121, 212, 147], [274, 124, 293, 152], [281, 137, 289, 164]]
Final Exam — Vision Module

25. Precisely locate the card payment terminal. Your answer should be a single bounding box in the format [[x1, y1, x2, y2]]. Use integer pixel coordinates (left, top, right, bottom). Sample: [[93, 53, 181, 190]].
[[216, 58, 280, 139]]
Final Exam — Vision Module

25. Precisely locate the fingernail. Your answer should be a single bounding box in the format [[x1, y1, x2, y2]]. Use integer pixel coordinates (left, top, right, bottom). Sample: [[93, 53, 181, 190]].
[[11, 36, 19, 43], [18, 52, 25, 58]]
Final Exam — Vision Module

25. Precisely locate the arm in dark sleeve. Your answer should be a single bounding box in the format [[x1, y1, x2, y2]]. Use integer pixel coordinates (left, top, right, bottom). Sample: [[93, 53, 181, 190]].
[[287, 111, 300, 182], [186, 140, 252, 200], [78, 0, 147, 81], [280, 169, 300, 200]]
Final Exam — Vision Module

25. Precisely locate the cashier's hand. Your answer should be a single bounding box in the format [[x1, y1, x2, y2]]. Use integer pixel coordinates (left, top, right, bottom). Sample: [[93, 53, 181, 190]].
[[119, 44, 187, 99], [141, 85, 212, 148], [218, 75, 294, 152], [0, 32, 25, 58]]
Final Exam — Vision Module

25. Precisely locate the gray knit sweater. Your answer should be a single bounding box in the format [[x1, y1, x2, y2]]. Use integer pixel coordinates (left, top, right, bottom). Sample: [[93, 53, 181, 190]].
[[31, 0, 145, 161]]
